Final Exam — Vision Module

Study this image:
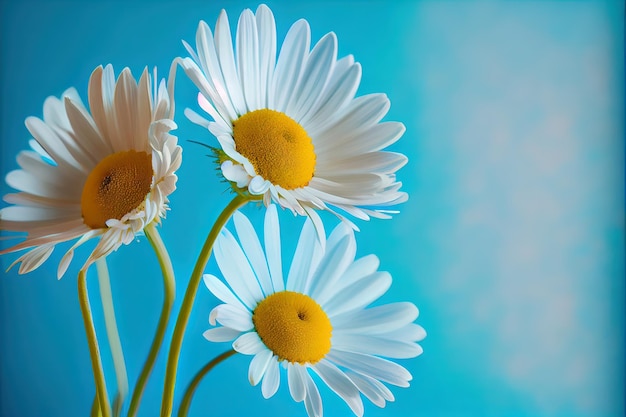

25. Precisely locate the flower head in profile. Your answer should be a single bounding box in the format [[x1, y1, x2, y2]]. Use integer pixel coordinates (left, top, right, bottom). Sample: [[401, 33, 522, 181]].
[[181, 4, 408, 229], [203, 205, 425, 417], [0, 64, 182, 278]]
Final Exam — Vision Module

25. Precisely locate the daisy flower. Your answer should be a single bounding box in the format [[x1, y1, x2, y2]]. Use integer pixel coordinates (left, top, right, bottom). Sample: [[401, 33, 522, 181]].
[[181, 4, 408, 229], [203, 205, 425, 417], [0, 64, 182, 278]]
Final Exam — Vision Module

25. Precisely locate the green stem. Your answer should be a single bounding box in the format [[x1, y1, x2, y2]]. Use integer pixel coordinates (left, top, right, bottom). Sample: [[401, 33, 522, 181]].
[[90, 395, 101, 417], [177, 350, 237, 417], [96, 258, 128, 417], [78, 268, 112, 417], [160, 194, 249, 416], [127, 222, 177, 417]]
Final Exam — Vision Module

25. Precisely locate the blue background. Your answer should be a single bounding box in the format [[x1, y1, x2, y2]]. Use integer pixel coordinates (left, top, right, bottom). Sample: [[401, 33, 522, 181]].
[[0, 1, 624, 416]]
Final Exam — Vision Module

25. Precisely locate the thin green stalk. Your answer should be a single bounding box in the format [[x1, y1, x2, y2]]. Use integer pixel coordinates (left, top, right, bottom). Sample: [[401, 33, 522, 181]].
[[78, 268, 112, 417], [177, 350, 237, 417], [91, 395, 101, 417], [96, 258, 128, 417], [127, 222, 176, 417], [160, 194, 249, 416]]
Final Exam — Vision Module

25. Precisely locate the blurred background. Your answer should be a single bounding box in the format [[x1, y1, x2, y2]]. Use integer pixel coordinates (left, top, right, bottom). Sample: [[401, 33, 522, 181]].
[[0, 0, 623, 416]]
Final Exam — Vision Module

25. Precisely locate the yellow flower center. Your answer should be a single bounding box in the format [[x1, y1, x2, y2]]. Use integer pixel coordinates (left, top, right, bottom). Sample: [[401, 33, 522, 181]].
[[81, 150, 153, 229], [232, 109, 316, 190], [252, 291, 332, 364]]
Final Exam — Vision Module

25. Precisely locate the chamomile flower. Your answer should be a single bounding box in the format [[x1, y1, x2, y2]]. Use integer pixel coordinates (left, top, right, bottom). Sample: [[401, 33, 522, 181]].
[[181, 4, 408, 229], [203, 205, 425, 417], [0, 64, 182, 278]]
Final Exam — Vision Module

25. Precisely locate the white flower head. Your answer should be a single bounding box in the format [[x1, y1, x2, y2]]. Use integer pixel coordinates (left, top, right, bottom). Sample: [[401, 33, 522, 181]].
[[181, 4, 408, 230], [203, 205, 425, 417], [0, 64, 182, 278]]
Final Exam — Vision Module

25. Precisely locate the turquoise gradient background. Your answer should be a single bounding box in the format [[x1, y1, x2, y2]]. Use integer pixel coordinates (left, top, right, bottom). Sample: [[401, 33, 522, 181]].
[[1, 1, 624, 416]]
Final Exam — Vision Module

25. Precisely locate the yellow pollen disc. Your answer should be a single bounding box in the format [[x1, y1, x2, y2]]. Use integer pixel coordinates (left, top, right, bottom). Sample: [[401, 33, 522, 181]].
[[232, 109, 316, 190], [252, 291, 332, 364], [81, 150, 153, 229]]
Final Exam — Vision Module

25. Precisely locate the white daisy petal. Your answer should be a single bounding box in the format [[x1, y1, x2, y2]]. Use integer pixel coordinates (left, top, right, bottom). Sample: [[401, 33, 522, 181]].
[[24, 116, 84, 173], [57, 229, 101, 278], [99, 64, 117, 132], [0, 222, 86, 254], [248, 176, 271, 194], [324, 272, 392, 317], [286, 218, 323, 293], [308, 224, 355, 302], [276, 186, 306, 215], [313, 360, 363, 417], [134, 69, 153, 151], [332, 334, 423, 359], [180, 61, 226, 125], [214, 10, 247, 116], [233, 211, 273, 296], [290, 32, 337, 122], [237, 8, 261, 111], [345, 371, 394, 408], [5, 169, 76, 201], [363, 121, 407, 152], [157, 70, 174, 120], [290, 187, 327, 211], [315, 121, 404, 160], [220, 160, 251, 188], [88, 66, 110, 145], [255, 4, 276, 107], [203, 327, 242, 343], [327, 350, 412, 388], [315, 93, 391, 141], [288, 363, 307, 403], [184, 107, 211, 128], [317, 152, 408, 176], [43, 90, 72, 131], [111, 68, 139, 152], [208, 304, 253, 332], [233, 331, 265, 355], [261, 357, 281, 399], [203, 274, 248, 311], [300, 60, 361, 129], [338, 254, 380, 289], [64, 98, 111, 162], [332, 302, 419, 334], [239, 155, 257, 177], [264, 204, 284, 293], [214, 228, 264, 308], [13, 151, 78, 194], [9, 244, 55, 275], [182, 38, 200, 66], [307, 233, 352, 299], [58, 248, 75, 279], [303, 369, 323, 417], [382, 323, 427, 343], [270, 18, 310, 111], [27, 138, 49, 161], [85, 231, 124, 268], [207, 120, 232, 137], [301, 205, 326, 249], [248, 349, 273, 386], [198, 92, 227, 126], [195, 22, 237, 120]]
